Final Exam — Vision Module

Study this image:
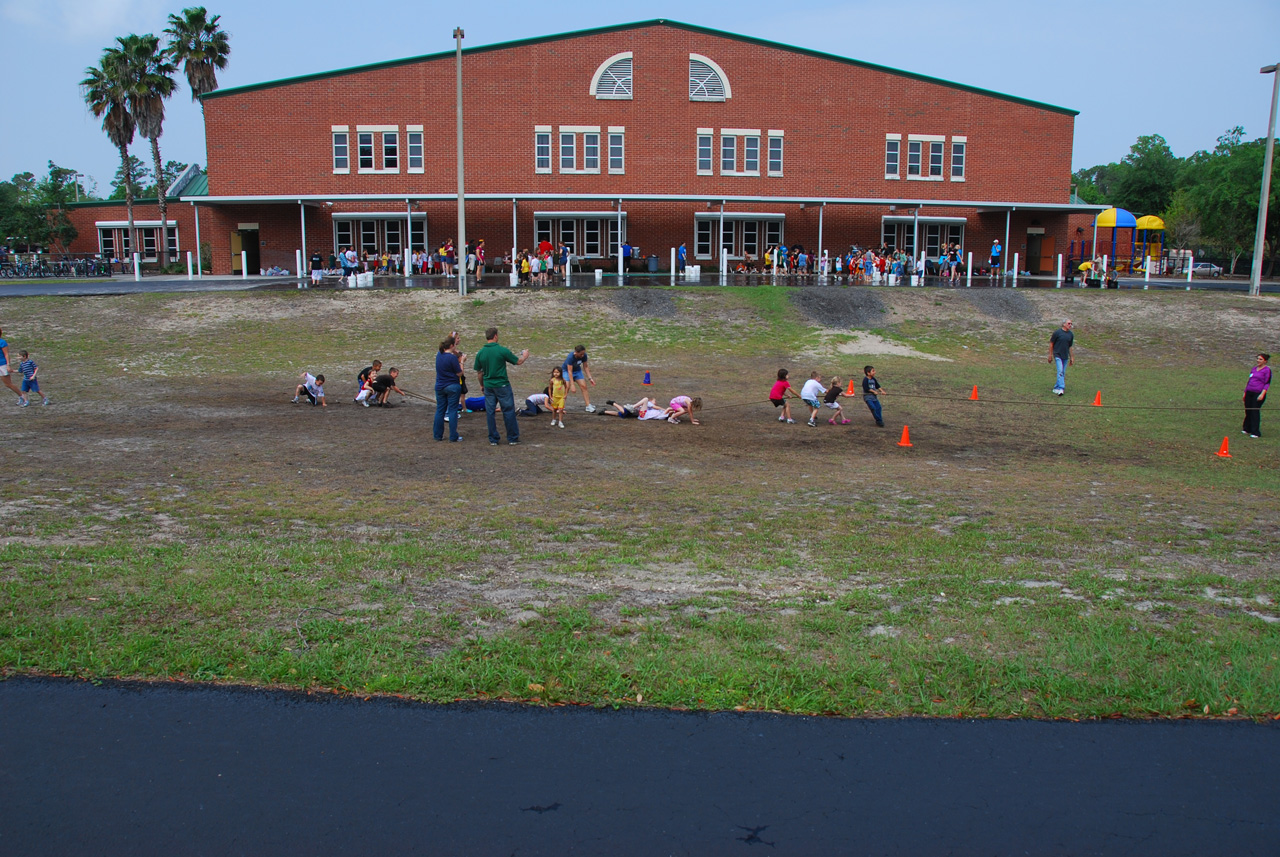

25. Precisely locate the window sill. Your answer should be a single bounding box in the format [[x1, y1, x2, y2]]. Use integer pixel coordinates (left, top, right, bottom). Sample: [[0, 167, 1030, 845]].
[[535, 167, 552, 174], [408, 168, 425, 175], [767, 171, 783, 178], [720, 171, 761, 178], [333, 168, 350, 175], [907, 175, 944, 181], [950, 176, 966, 182], [884, 174, 900, 180], [608, 168, 625, 175], [357, 168, 401, 175], [560, 169, 601, 175], [696, 169, 713, 176]]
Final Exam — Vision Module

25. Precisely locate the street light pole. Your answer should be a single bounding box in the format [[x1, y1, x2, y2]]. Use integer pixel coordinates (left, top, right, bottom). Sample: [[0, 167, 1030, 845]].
[[1249, 63, 1279, 297], [454, 26, 466, 298]]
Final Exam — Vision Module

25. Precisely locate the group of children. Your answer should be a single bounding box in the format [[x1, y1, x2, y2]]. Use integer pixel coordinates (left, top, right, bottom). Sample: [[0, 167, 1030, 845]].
[[769, 366, 885, 428], [0, 327, 50, 408], [292, 361, 410, 408]]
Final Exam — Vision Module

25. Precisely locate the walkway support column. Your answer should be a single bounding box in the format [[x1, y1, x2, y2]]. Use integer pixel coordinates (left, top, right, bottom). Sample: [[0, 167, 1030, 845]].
[[193, 203, 202, 277], [299, 201, 307, 281], [817, 202, 825, 265], [406, 199, 412, 276], [1004, 209, 1011, 280], [453, 26, 466, 297], [618, 198, 624, 279]]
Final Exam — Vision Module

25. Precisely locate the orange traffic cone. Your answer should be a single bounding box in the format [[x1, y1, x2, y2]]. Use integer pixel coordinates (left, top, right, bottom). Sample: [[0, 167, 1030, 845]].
[[643, 372, 652, 386], [897, 425, 913, 447], [846, 379, 856, 396], [1093, 391, 1102, 407], [969, 385, 979, 401], [1216, 437, 1232, 459]]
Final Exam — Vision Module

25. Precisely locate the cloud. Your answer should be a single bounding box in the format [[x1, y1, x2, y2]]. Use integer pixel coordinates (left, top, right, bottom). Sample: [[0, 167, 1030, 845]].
[[1, 0, 166, 42]]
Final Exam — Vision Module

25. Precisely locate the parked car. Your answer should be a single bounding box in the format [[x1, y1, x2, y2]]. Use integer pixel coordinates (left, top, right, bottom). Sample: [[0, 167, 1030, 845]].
[[1191, 262, 1223, 277]]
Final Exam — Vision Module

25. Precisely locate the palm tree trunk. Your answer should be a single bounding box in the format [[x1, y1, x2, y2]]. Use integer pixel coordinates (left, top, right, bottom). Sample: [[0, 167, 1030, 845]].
[[149, 136, 168, 267], [118, 142, 136, 268]]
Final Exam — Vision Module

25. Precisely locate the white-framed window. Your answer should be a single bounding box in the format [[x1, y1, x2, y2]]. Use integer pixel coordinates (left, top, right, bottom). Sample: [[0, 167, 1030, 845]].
[[885, 134, 900, 179], [385, 221, 402, 255], [696, 129, 713, 175], [335, 220, 353, 251], [357, 125, 399, 173], [765, 221, 782, 247], [535, 127, 552, 173], [689, 54, 731, 101], [743, 221, 759, 256], [695, 220, 713, 258], [120, 229, 131, 256], [908, 135, 945, 181], [720, 220, 735, 256], [382, 132, 399, 171], [407, 126, 424, 173], [719, 129, 761, 176], [608, 128, 625, 174], [882, 222, 897, 251], [767, 131, 784, 176], [560, 219, 576, 253], [535, 219, 552, 248], [166, 227, 178, 262], [590, 52, 633, 100], [410, 220, 425, 252], [608, 219, 621, 258], [951, 137, 966, 181], [744, 137, 759, 174], [141, 227, 158, 261], [358, 133, 374, 171], [721, 135, 736, 173], [557, 126, 602, 174], [360, 221, 378, 255], [332, 126, 350, 174], [583, 219, 601, 256], [97, 228, 115, 258]]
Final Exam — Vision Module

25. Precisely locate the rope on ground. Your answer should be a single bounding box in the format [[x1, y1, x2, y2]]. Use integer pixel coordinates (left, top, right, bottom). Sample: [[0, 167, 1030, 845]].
[[295, 607, 345, 651], [888, 392, 1258, 412]]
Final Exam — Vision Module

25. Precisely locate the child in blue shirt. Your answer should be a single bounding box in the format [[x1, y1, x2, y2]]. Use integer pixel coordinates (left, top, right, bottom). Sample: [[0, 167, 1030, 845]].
[[16, 350, 49, 406]]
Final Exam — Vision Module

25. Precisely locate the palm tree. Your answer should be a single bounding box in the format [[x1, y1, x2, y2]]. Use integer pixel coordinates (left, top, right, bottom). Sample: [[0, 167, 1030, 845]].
[[82, 49, 138, 263], [164, 7, 231, 105], [118, 34, 177, 264]]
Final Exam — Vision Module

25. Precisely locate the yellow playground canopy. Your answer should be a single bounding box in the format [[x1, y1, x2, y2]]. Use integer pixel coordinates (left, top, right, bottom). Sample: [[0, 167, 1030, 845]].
[[1135, 215, 1165, 230]]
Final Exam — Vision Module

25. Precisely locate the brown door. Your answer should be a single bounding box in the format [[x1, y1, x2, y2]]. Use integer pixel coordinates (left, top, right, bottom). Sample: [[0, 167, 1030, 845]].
[[230, 232, 243, 273], [1039, 236, 1056, 276]]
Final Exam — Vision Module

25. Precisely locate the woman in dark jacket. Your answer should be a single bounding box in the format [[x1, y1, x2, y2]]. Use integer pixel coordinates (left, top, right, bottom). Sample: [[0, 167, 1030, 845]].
[[433, 334, 465, 442]]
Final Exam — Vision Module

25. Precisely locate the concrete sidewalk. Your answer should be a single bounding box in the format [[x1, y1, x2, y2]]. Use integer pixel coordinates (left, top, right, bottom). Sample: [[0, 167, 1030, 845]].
[[1, 677, 1275, 856]]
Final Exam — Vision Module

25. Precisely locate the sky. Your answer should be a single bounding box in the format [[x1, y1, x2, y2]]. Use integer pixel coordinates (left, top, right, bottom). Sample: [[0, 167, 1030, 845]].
[[2, 0, 1278, 193]]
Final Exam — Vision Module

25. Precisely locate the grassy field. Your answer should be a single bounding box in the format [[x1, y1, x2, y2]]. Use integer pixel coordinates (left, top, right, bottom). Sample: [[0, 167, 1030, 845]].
[[0, 283, 1277, 718]]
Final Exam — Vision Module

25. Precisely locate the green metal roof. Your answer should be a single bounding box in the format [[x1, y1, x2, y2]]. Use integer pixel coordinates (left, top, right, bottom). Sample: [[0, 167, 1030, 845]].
[[204, 20, 1078, 116], [182, 173, 209, 197]]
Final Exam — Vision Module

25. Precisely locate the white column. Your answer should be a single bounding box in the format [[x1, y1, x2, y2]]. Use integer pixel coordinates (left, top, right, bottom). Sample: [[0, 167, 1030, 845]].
[[1056, 254, 1063, 288], [618, 199, 624, 278], [511, 199, 517, 262], [192, 203, 202, 277], [406, 199, 413, 276], [454, 27, 467, 298], [296, 250, 303, 280], [1004, 209, 1011, 278], [299, 202, 307, 278], [1102, 254, 1108, 273], [1011, 252, 1019, 288], [966, 252, 972, 287], [718, 202, 725, 278], [1187, 254, 1194, 289], [133, 252, 140, 282], [186, 251, 193, 280], [241, 250, 248, 279], [817, 202, 825, 268], [1144, 256, 1151, 289], [670, 247, 676, 284]]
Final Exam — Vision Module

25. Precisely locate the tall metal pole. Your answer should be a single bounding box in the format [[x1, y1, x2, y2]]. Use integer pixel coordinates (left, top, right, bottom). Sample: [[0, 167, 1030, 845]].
[[299, 201, 307, 281], [454, 27, 466, 297], [1004, 209, 1011, 279], [1249, 63, 1279, 297]]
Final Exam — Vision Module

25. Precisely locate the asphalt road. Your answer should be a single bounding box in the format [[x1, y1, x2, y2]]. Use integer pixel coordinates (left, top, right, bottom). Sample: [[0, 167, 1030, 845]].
[[1, 678, 1275, 856]]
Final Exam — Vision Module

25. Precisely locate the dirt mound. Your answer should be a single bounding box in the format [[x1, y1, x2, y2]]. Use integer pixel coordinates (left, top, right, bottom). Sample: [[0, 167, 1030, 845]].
[[789, 287, 886, 329], [962, 289, 1041, 324], [610, 288, 679, 319]]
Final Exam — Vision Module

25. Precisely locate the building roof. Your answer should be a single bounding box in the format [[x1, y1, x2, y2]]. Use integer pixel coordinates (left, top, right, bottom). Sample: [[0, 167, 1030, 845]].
[[203, 20, 1078, 117], [66, 167, 207, 209]]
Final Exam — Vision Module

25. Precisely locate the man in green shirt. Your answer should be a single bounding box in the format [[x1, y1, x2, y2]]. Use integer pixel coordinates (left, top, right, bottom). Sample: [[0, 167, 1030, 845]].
[[474, 326, 529, 445]]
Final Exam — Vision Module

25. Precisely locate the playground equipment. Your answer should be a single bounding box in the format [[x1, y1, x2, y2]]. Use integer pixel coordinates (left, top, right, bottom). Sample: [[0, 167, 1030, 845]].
[[1134, 215, 1165, 274], [1093, 207, 1138, 273]]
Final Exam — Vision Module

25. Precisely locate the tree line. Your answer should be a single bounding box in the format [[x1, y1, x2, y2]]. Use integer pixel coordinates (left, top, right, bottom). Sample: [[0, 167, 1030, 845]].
[[1074, 130, 1280, 275]]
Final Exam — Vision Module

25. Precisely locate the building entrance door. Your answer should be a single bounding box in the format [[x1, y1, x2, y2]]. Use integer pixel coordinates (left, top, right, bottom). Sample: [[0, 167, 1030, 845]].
[[231, 229, 260, 274], [1026, 234, 1043, 274]]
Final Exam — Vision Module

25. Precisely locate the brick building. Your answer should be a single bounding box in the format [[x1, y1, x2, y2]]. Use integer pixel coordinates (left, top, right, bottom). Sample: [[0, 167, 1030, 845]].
[[67, 20, 1097, 276]]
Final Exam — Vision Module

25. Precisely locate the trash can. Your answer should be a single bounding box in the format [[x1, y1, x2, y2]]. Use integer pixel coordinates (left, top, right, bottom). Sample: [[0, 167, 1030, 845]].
[[647, 254, 659, 273]]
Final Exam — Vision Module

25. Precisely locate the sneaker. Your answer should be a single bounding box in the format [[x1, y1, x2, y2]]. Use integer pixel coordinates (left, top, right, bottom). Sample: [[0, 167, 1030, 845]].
[[876, 421, 885, 427], [584, 404, 596, 413], [778, 415, 786, 422], [42, 398, 49, 406], [362, 400, 369, 407], [828, 418, 836, 425], [667, 417, 680, 424], [451, 437, 464, 442], [606, 400, 616, 407], [840, 419, 850, 425], [807, 419, 817, 427], [786, 418, 795, 424], [291, 397, 299, 404], [19, 399, 28, 407], [490, 440, 499, 446], [551, 419, 557, 426], [1249, 434, 1260, 439], [508, 439, 520, 445]]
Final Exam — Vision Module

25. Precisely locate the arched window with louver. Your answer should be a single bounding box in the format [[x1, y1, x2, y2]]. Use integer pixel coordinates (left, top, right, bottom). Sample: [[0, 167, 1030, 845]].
[[590, 52, 633, 100], [689, 54, 731, 102]]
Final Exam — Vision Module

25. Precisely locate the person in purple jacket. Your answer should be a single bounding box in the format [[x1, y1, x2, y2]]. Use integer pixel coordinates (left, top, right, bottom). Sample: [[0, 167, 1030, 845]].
[[1243, 353, 1270, 438]]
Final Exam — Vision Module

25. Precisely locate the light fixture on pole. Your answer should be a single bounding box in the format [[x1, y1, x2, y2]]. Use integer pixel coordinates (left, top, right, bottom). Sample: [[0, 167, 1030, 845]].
[[1249, 62, 1279, 298], [454, 26, 467, 298]]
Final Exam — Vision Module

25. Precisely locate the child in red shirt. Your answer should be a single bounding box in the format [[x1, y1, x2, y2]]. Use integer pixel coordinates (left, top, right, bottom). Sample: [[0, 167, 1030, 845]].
[[769, 368, 799, 424]]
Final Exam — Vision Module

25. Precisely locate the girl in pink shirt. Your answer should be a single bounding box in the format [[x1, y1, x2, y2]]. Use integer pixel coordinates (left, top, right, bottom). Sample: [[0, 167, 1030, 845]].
[[769, 368, 798, 424]]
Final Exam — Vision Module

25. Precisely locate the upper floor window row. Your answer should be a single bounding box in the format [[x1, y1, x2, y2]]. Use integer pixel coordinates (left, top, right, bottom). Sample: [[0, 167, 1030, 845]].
[[697, 129, 783, 177], [535, 126, 625, 175], [885, 134, 966, 182], [587, 52, 731, 102], [332, 125, 424, 175]]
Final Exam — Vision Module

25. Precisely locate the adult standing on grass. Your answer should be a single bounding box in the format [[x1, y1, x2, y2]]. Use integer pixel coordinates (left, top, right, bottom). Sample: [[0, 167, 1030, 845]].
[[1242, 353, 1270, 438], [474, 327, 529, 446], [1049, 319, 1074, 396], [0, 328, 22, 400], [562, 345, 596, 412]]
